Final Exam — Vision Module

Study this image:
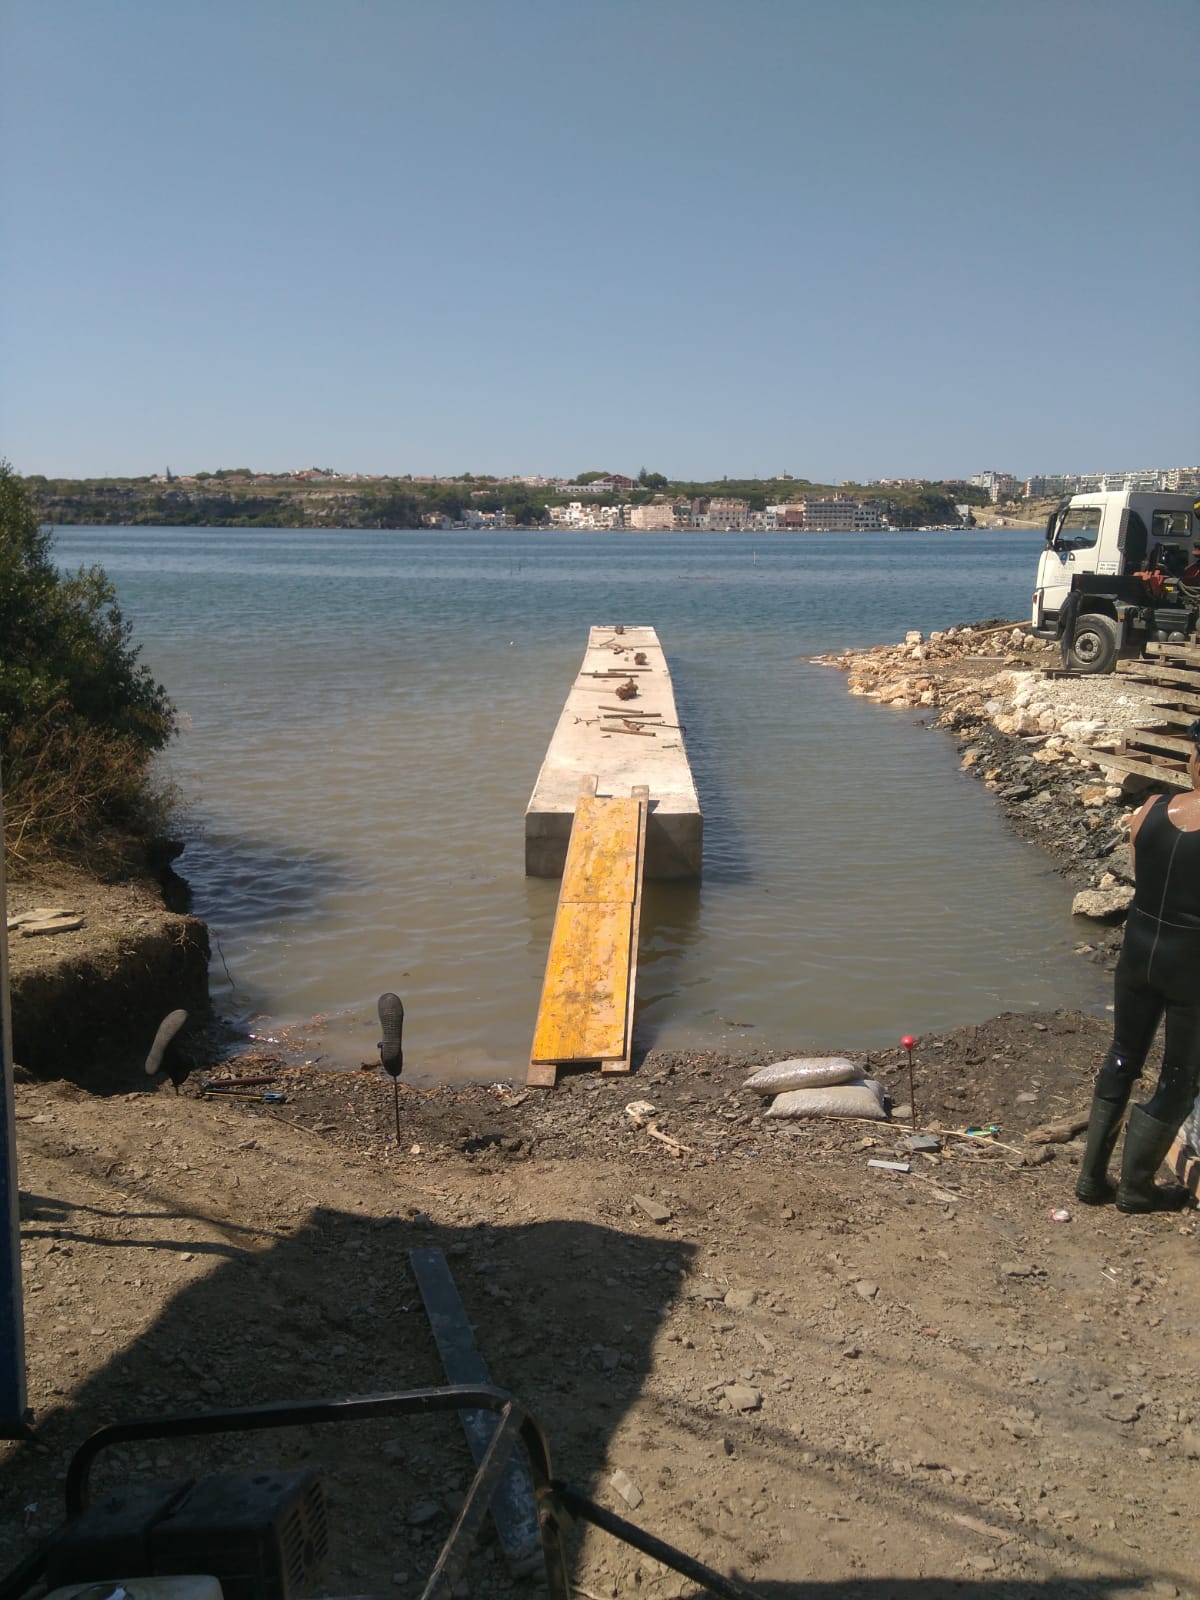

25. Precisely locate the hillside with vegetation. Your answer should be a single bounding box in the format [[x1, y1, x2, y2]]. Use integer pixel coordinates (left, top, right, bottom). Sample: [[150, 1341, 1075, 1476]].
[[20, 469, 990, 531]]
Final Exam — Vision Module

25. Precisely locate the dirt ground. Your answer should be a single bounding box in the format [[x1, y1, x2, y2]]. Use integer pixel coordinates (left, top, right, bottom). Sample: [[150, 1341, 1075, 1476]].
[[6, 1019, 1200, 1598], [4, 632, 1200, 1599]]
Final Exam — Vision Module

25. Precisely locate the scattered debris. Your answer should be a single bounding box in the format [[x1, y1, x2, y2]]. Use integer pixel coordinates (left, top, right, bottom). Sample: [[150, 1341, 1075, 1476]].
[[1026, 1113, 1089, 1145]]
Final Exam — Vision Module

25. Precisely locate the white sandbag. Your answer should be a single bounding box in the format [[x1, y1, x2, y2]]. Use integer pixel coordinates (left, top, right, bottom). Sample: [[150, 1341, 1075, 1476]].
[[743, 1056, 859, 1095], [765, 1078, 888, 1121]]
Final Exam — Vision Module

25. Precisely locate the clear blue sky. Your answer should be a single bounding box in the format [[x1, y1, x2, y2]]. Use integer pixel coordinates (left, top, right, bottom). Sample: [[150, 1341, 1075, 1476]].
[[2, 0, 1196, 483]]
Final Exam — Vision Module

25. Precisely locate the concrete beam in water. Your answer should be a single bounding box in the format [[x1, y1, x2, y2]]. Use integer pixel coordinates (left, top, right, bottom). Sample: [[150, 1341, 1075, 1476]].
[[525, 626, 702, 879]]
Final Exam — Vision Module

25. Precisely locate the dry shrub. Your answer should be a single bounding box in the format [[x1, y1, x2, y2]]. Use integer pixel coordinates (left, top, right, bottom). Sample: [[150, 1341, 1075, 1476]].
[[2, 706, 176, 877]]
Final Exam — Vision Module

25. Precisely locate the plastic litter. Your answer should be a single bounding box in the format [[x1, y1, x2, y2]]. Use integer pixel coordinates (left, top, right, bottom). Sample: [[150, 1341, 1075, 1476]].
[[765, 1078, 887, 1121], [1048, 1207, 1072, 1223], [744, 1056, 859, 1095], [201, 1085, 287, 1103]]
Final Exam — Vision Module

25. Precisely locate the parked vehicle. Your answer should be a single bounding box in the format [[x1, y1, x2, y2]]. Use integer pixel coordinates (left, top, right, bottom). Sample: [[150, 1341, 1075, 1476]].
[[1031, 490, 1200, 673]]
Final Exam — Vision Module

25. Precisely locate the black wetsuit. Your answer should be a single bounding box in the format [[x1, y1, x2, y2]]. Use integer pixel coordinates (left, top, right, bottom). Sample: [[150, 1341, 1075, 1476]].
[[1098, 793, 1200, 1123]]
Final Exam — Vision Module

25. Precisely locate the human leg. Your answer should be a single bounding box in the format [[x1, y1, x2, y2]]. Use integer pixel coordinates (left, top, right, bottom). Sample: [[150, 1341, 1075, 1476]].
[[1114, 997, 1200, 1214], [1076, 968, 1163, 1204]]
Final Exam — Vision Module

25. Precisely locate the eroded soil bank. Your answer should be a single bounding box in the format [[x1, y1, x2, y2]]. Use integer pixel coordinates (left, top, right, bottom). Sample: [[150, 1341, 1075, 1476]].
[[5, 866, 208, 1080], [3, 626, 1199, 1598]]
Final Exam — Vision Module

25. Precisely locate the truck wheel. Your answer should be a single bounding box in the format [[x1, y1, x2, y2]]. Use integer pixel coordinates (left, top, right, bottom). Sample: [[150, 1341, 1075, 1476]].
[[1063, 613, 1119, 674]]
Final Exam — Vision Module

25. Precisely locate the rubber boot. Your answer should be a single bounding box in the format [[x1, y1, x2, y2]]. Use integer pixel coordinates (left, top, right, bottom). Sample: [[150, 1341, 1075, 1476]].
[[1114, 1106, 1190, 1214], [1074, 1094, 1127, 1204]]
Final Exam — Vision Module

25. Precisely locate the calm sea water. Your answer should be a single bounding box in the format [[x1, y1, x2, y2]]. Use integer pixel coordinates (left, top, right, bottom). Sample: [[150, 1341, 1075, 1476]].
[[52, 526, 1107, 1080]]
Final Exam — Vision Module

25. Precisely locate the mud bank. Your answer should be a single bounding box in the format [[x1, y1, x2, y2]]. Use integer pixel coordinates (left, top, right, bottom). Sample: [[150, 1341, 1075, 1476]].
[[5, 867, 208, 1079]]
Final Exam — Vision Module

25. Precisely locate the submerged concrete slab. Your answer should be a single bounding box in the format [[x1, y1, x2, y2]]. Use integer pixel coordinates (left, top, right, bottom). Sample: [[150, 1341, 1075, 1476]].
[[525, 625, 703, 879]]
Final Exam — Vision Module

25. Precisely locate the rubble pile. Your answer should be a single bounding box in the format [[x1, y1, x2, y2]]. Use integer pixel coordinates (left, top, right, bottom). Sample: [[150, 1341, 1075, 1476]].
[[816, 622, 1056, 713]]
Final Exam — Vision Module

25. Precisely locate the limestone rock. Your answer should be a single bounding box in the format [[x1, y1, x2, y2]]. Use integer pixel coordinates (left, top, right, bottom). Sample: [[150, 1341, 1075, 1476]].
[[610, 1468, 644, 1509], [1071, 886, 1133, 921], [633, 1194, 672, 1224], [723, 1383, 762, 1412]]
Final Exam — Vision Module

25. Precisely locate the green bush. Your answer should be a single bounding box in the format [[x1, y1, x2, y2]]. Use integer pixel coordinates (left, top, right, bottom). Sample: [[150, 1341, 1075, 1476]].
[[1, 463, 176, 869]]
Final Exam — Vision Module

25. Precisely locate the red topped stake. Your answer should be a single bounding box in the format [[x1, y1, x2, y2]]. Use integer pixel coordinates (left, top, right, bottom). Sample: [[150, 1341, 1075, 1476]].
[[901, 1035, 917, 1127]]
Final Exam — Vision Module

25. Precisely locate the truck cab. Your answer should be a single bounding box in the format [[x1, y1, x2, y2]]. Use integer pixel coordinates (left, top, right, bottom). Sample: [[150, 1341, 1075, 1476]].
[[1031, 489, 1198, 672]]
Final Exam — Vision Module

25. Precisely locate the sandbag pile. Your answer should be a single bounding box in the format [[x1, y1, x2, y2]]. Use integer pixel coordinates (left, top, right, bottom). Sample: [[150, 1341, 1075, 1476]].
[[744, 1056, 889, 1121]]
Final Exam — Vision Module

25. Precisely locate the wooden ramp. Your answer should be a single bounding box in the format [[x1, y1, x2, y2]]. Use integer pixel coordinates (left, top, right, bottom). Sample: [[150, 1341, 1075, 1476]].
[[528, 781, 647, 1088]]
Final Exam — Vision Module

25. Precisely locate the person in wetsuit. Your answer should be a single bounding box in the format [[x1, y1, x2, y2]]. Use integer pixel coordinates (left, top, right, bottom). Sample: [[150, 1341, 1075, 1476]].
[[1075, 717, 1200, 1213]]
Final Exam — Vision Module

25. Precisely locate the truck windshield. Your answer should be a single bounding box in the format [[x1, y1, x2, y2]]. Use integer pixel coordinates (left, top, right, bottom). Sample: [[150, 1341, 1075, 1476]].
[[1055, 506, 1102, 549]]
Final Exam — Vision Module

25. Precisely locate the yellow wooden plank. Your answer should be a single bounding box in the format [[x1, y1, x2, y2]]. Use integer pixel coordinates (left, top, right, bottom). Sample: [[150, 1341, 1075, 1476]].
[[531, 901, 633, 1062], [602, 787, 648, 1076], [561, 795, 641, 905]]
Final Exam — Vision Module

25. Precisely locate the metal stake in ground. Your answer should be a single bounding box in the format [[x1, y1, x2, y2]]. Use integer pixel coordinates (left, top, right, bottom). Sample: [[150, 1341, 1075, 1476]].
[[901, 1034, 917, 1127], [378, 992, 405, 1143]]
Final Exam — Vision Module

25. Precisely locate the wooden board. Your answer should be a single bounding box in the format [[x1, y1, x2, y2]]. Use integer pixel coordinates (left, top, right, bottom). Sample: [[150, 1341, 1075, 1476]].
[[1123, 728, 1198, 759], [1117, 660, 1200, 690], [606, 784, 648, 1075], [559, 796, 641, 904], [1144, 640, 1200, 667], [1142, 701, 1200, 725], [1065, 742, 1191, 790], [530, 901, 634, 1062], [528, 788, 647, 1087]]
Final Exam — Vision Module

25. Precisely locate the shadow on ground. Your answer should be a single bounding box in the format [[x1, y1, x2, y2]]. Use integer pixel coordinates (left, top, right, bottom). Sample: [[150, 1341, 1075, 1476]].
[[3, 1185, 1184, 1599]]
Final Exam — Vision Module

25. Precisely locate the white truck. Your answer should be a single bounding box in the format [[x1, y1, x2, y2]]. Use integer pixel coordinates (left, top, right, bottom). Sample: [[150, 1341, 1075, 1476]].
[[1031, 489, 1200, 672]]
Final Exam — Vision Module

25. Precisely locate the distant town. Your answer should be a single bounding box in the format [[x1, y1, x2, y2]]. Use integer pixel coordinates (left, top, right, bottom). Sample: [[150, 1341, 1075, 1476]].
[[20, 461, 1200, 534]]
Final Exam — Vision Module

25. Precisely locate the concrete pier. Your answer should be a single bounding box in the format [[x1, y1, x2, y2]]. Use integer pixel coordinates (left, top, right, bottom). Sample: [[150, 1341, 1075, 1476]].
[[525, 626, 703, 879]]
